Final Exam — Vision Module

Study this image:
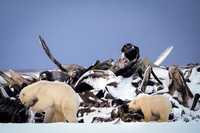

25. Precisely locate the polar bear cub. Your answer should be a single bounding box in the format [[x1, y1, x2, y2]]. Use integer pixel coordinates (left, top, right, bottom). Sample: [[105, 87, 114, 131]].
[[128, 94, 172, 122], [19, 80, 80, 123]]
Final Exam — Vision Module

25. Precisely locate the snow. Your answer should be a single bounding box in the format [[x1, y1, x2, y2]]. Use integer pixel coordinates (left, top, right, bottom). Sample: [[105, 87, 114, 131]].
[[187, 66, 200, 94], [0, 122, 199, 133], [106, 76, 137, 100], [75, 70, 118, 95], [152, 67, 170, 93]]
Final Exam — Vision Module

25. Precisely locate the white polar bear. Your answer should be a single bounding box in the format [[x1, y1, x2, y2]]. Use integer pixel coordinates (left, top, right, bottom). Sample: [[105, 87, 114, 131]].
[[127, 94, 172, 122], [19, 80, 80, 123]]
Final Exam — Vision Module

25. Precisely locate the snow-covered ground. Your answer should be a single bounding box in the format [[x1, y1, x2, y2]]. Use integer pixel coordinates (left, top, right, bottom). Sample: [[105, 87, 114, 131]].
[[0, 122, 200, 133]]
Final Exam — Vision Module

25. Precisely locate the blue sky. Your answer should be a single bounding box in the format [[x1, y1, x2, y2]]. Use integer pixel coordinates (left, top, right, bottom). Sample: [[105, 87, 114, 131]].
[[0, 0, 199, 69]]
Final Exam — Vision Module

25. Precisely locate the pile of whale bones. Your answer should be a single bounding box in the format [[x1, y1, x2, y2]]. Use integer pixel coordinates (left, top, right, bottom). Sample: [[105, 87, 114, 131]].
[[0, 35, 200, 123]]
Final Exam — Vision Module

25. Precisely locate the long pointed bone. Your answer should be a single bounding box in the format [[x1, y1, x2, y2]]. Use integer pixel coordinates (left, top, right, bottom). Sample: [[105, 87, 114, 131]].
[[38, 35, 68, 73]]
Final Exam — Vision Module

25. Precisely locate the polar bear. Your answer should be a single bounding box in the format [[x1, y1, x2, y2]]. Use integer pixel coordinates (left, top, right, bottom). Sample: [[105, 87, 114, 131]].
[[19, 80, 80, 123], [127, 94, 172, 122]]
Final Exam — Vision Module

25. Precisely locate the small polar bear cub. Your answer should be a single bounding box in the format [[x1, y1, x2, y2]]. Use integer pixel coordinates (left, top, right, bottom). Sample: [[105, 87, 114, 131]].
[[19, 80, 80, 123], [127, 94, 172, 122]]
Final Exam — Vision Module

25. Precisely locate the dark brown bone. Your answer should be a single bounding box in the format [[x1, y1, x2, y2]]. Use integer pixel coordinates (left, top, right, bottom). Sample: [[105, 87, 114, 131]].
[[136, 65, 163, 94], [168, 66, 193, 107], [38, 35, 86, 86], [39, 35, 68, 73]]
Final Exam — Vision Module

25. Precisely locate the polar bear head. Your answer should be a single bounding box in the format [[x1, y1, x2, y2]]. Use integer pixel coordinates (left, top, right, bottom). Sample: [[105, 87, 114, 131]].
[[127, 99, 140, 111], [19, 84, 39, 108]]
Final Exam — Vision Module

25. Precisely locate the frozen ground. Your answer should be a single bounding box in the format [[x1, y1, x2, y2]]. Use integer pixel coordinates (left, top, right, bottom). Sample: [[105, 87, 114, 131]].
[[0, 122, 200, 133]]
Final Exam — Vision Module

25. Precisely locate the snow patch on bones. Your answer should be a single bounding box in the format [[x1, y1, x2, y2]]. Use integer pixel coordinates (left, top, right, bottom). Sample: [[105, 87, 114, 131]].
[[75, 69, 139, 101], [187, 66, 200, 94], [152, 67, 169, 93], [106, 76, 137, 100], [75, 70, 118, 95]]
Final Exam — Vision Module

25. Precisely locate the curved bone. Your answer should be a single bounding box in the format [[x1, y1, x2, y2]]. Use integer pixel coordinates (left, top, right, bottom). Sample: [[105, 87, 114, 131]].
[[38, 35, 68, 73]]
